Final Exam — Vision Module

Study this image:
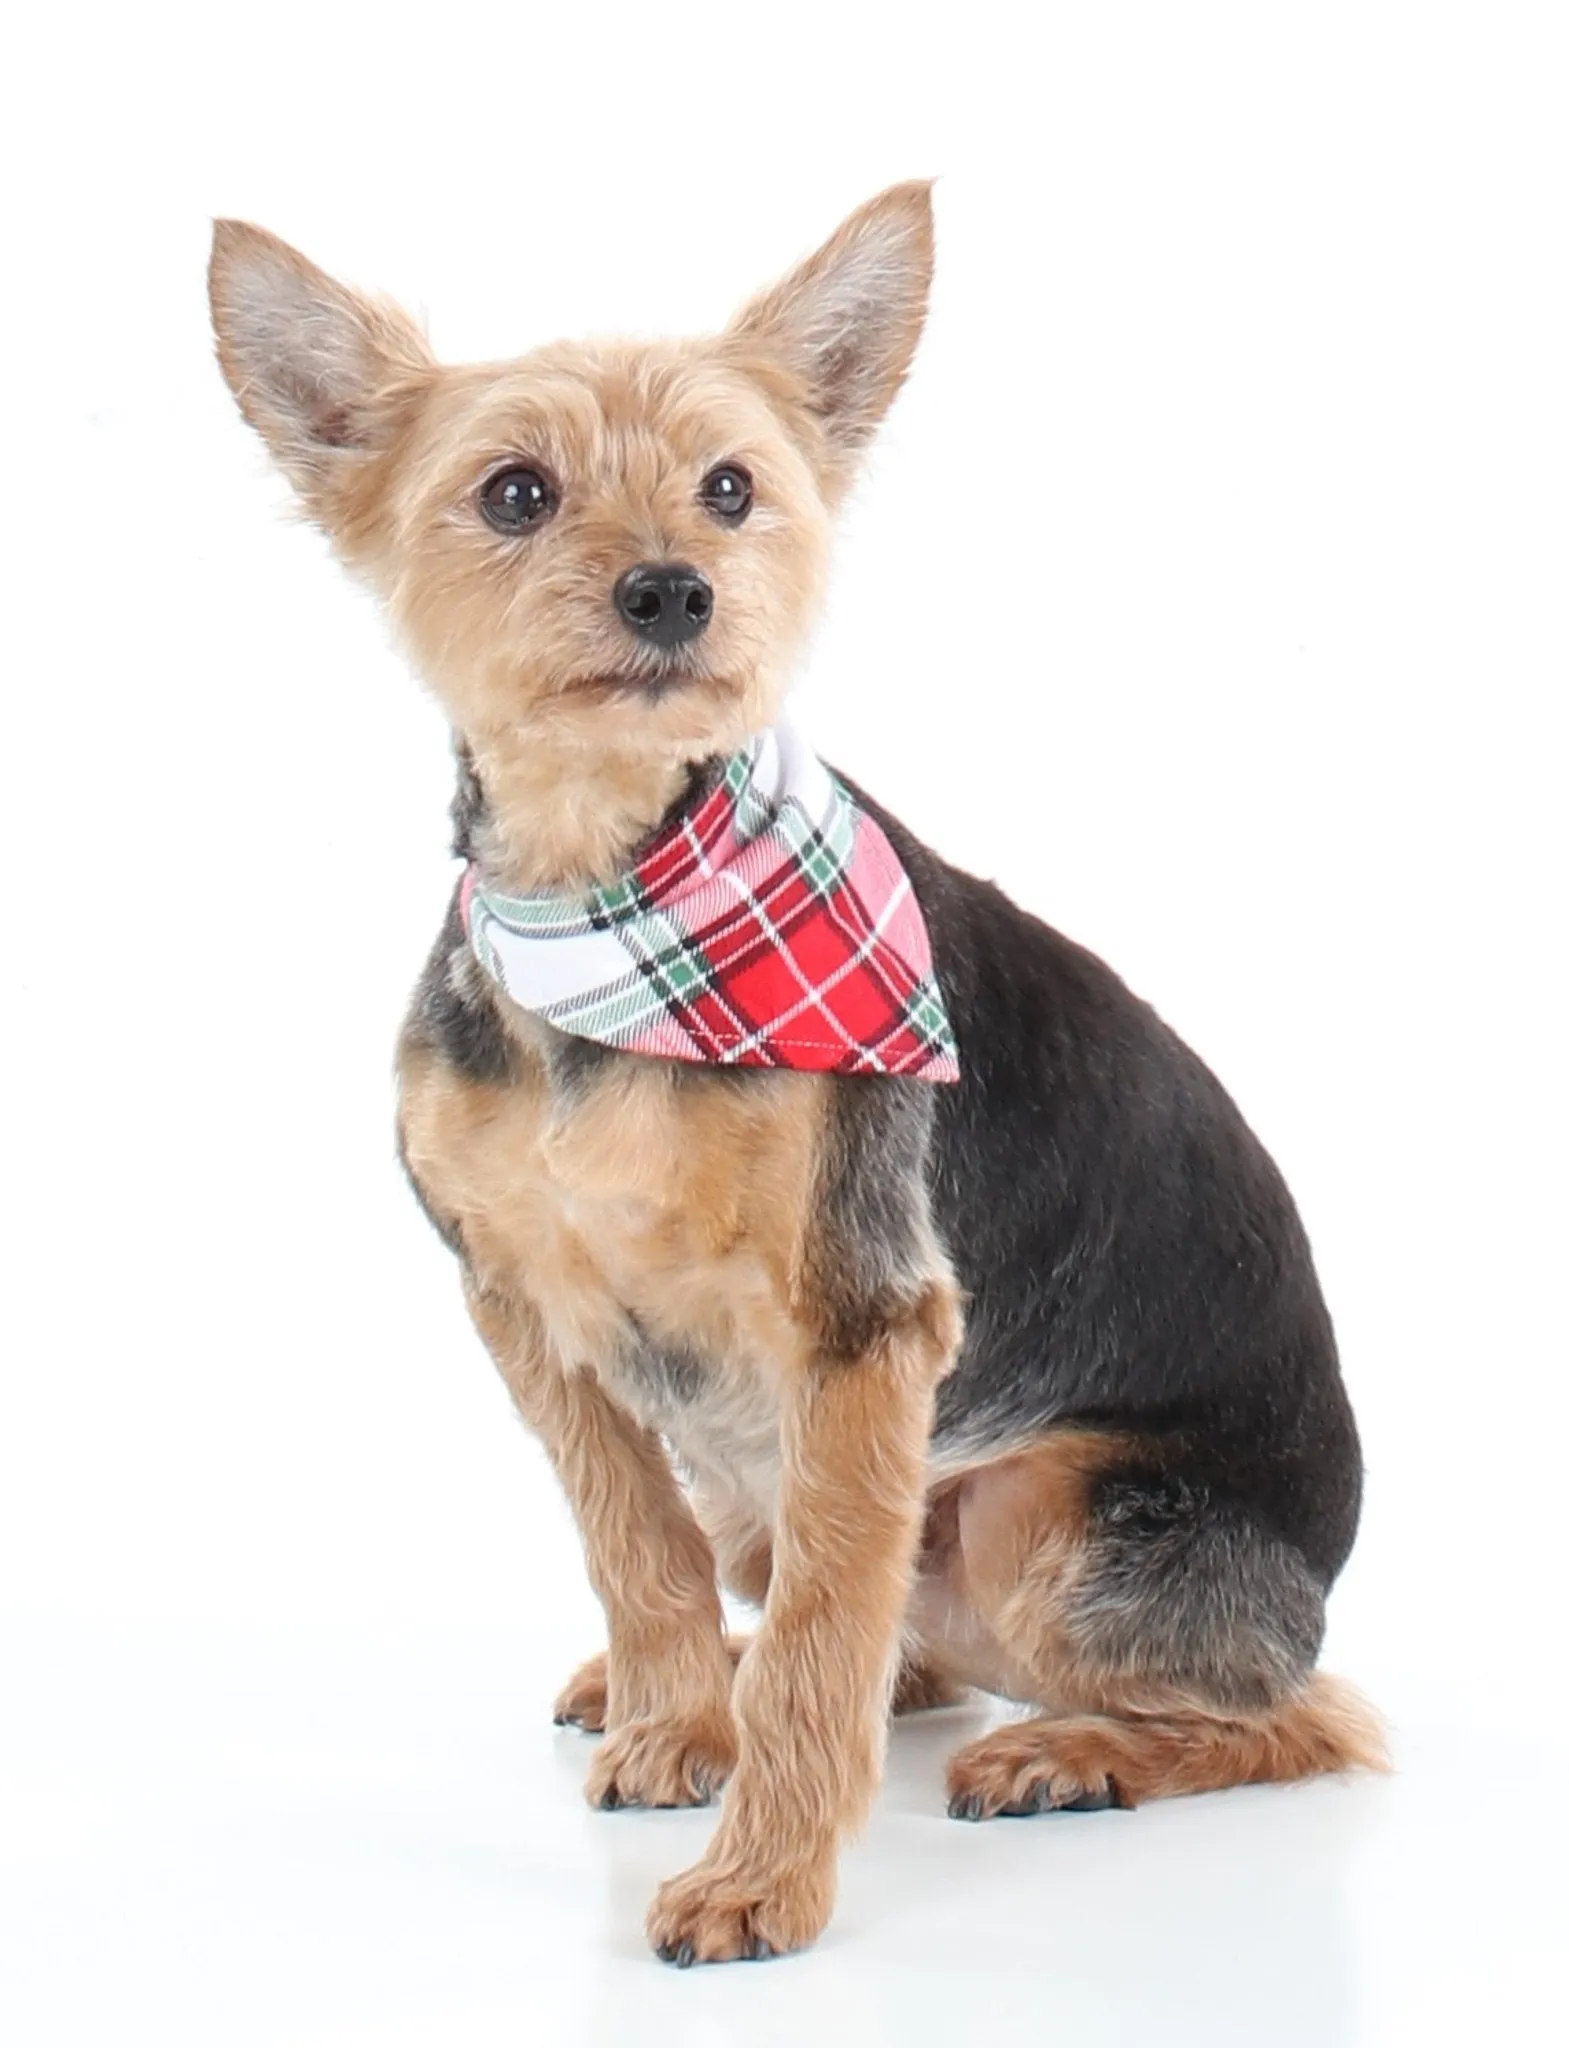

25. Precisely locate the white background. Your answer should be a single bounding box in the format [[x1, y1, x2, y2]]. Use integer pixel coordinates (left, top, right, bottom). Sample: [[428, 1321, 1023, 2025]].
[[2, 4, 1565, 2042]]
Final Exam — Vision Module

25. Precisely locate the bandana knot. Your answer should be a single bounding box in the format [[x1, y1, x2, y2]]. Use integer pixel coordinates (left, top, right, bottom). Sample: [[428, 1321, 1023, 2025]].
[[462, 723, 959, 1081]]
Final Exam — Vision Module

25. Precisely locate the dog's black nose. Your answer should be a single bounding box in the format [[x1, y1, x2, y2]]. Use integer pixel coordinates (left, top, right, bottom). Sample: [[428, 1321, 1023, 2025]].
[[613, 563, 713, 648]]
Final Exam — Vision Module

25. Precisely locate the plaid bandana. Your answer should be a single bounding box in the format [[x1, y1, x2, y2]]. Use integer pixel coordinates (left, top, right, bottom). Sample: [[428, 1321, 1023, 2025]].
[[462, 723, 959, 1080]]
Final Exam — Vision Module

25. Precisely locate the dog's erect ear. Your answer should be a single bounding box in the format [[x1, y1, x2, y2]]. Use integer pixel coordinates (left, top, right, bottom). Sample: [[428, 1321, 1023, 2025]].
[[208, 221, 432, 511], [726, 181, 935, 471]]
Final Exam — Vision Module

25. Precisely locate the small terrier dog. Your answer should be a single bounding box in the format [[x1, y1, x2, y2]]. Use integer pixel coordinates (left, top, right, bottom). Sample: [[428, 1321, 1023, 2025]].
[[209, 183, 1383, 1966]]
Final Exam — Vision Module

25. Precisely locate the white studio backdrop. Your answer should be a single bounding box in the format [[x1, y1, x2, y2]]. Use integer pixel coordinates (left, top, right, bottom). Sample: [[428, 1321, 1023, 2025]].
[[0, 4, 1565, 2040]]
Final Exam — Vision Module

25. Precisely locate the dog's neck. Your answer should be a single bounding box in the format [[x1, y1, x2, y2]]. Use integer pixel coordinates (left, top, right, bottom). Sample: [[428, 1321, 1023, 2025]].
[[453, 728, 721, 893]]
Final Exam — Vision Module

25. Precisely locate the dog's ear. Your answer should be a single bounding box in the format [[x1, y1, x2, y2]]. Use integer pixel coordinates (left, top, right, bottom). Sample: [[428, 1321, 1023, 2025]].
[[726, 181, 934, 476], [208, 221, 432, 517]]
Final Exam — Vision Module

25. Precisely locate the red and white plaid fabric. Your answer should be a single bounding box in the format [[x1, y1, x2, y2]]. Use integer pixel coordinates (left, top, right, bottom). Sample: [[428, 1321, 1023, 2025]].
[[463, 722, 959, 1081]]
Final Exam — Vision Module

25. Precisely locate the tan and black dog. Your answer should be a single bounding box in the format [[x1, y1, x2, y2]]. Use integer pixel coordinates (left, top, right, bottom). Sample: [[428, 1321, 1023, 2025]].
[[209, 182, 1384, 1967]]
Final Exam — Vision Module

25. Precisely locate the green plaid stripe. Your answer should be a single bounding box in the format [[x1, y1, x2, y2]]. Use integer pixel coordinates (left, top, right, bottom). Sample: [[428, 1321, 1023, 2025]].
[[773, 777, 855, 898], [477, 871, 652, 938], [541, 906, 708, 1043], [904, 977, 959, 1060], [729, 737, 770, 836], [544, 974, 678, 1043]]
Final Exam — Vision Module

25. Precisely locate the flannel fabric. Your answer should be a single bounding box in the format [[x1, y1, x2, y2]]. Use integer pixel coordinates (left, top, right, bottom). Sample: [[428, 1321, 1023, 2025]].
[[462, 722, 959, 1081]]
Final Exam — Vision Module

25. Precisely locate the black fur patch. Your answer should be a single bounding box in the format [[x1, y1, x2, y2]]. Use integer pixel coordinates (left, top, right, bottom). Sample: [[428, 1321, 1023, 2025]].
[[1076, 1461, 1329, 1708], [405, 888, 514, 1088], [619, 1320, 711, 1413], [801, 1077, 942, 1364]]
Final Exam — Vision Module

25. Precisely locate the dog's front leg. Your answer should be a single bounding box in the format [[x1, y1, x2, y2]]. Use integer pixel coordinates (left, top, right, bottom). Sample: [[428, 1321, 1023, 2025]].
[[646, 1283, 959, 1965], [464, 1278, 737, 1809]]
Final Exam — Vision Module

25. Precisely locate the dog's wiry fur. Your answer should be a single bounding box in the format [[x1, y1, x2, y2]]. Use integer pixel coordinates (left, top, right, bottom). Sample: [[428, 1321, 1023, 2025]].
[[210, 183, 1384, 1967]]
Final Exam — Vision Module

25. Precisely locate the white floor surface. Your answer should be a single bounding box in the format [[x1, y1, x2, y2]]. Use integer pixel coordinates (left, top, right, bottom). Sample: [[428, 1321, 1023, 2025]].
[[5, 1620, 1562, 2047]]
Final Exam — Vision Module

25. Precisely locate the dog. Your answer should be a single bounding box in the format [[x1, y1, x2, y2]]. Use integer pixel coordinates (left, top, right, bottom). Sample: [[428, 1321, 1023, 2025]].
[[208, 181, 1384, 1967]]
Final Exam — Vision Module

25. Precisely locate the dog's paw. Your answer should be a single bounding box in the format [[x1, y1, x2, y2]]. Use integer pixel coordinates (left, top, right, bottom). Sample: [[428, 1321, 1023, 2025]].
[[646, 1854, 835, 1965], [944, 1721, 1126, 1820], [552, 1652, 610, 1733], [583, 1712, 737, 1811]]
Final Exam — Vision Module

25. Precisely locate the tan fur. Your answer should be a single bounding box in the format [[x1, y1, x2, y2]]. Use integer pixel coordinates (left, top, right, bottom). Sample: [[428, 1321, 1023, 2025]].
[[951, 1432, 1126, 1622], [944, 1675, 1390, 1817], [556, 1637, 746, 1736], [919, 1433, 1388, 1815], [647, 1299, 957, 1962], [555, 1635, 964, 1738], [398, 1036, 827, 1409], [703, 1503, 776, 1607], [461, 1277, 737, 1809], [209, 182, 1378, 1967], [390, 343, 836, 892], [898, 1434, 1134, 1703]]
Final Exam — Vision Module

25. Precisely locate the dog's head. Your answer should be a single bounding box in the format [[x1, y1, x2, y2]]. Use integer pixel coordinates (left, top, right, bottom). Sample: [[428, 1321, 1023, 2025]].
[[208, 185, 933, 879]]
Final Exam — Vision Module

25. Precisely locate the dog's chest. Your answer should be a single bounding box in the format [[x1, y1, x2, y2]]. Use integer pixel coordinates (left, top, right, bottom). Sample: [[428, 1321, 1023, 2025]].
[[400, 1039, 824, 1503]]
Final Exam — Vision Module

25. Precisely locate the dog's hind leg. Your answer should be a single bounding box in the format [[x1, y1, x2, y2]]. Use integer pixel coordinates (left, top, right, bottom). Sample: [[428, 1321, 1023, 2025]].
[[940, 1433, 1387, 1820], [944, 1674, 1386, 1818]]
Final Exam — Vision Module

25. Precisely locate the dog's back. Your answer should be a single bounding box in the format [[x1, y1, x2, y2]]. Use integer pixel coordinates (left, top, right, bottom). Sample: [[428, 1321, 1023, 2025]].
[[873, 787, 1362, 1573]]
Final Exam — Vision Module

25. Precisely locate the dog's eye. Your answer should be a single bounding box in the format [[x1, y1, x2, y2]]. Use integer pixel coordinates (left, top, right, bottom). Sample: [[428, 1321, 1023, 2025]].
[[699, 465, 753, 523], [479, 466, 556, 532]]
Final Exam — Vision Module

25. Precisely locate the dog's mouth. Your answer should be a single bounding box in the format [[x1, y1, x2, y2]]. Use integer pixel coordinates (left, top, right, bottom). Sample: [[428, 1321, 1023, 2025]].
[[571, 664, 738, 705]]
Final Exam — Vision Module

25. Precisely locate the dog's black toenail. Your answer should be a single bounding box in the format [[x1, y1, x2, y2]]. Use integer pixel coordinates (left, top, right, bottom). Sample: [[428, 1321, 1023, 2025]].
[[1056, 1783, 1116, 1811], [948, 1791, 985, 1821], [994, 1784, 1049, 1817], [749, 1936, 774, 1961], [598, 1785, 622, 1810], [675, 1941, 696, 1969]]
